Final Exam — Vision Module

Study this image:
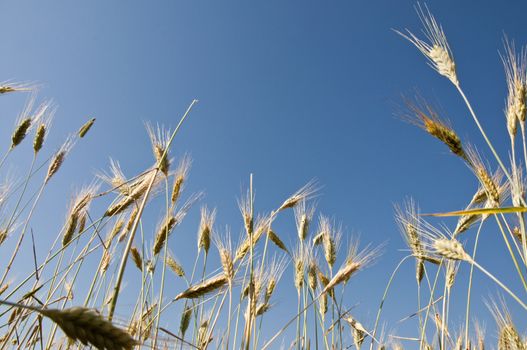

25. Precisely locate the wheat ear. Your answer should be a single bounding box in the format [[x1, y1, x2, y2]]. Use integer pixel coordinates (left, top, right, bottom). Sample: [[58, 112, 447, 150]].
[[0, 300, 137, 350]]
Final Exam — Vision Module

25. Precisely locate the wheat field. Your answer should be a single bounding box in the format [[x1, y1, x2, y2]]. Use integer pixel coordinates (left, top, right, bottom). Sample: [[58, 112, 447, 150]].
[[0, 3, 526, 350]]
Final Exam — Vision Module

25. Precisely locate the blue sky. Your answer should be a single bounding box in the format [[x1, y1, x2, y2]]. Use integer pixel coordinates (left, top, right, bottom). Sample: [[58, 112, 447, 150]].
[[1, 0, 527, 347]]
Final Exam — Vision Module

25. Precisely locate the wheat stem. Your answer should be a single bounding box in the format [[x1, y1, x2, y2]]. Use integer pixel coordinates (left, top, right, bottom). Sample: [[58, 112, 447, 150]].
[[471, 260, 527, 311], [109, 99, 197, 321], [494, 215, 527, 292], [455, 84, 512, 184], [369, 255, 412, 350], [151, 177, 171, 349], [0, 181, 46, 287], [464, 220, 483, 349], [418, 258, 443, 350]]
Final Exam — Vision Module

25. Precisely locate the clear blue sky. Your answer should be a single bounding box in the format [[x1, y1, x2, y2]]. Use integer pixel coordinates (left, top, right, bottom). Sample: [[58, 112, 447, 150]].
[[1, 0, 526, 347]]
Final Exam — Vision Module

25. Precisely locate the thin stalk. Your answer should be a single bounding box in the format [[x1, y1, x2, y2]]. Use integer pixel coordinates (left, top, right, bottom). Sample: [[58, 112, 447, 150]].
[[225, 285, 233, 350], [0, 149, 11, 172], [471, 260, 527, 310], [1, 230, 103, 350], [338, 284, 345, 348], [494, 215, 527, 292], [464, 221, 483, 347], [179, 252, 200, 350], [370, 255, 412, 350], [329, 267, 334, 348], [518, 214, 527, 262], [152, 177, 171, 349], [499, 213, 526, 265], [205, 289, 229, 349], [5, 155, 36, 231], [44, 231, 97, 349], [419, 259, 444, 350], [312, 292, 319, 350], [440, 270, 447, 350], [0, 181, 46, 287], [417, 281, 423, 341], [108, 99, 197, 321], [521, 122, 527, 178], [186, 249, 202, 349], [196, 251, 209, 345], [1, 154, 52, 205], [82, 219, 115, 306], [244, 173, 255, 350], [232, 256, 251, 350], [455, 83, 512, 182], [296, 291, 301, 350], [511, 136, 517, 173], [445, 288, 452, 349], [261, 294, 320, 350]]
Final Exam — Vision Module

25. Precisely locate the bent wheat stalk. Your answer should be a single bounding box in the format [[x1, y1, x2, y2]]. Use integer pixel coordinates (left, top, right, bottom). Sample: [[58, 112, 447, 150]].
[[108, 99, 198, 321]]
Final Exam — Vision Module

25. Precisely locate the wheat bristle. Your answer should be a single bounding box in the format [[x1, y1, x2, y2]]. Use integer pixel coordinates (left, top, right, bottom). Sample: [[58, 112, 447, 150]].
[[278, 180, 317, 211], [405, 98, 465, 158]]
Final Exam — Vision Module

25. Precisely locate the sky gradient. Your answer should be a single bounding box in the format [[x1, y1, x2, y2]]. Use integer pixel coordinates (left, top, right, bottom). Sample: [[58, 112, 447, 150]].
[[1, 0, 527, 347]]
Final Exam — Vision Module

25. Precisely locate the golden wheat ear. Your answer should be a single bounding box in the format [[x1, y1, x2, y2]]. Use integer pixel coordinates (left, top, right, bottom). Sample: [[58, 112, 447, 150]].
[[0, 300, 138, 350], [395, 3, 458, 85], [174, 274, 228, 300]]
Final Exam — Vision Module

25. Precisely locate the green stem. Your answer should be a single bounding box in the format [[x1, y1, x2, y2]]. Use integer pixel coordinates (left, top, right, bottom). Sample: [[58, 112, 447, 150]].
[[494, 215, 527, 292], [152, 177, 171, 349], [370, 255, 412, 350], [464, 221, 483, 347]]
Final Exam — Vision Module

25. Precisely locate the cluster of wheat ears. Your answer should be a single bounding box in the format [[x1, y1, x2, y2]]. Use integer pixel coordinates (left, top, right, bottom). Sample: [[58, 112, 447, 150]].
[[0, 4, 526, 350]]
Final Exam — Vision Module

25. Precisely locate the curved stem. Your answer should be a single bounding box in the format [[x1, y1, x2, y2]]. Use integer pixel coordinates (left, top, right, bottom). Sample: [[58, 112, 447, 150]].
[[261, 293, 320, 350], [369, 255, 412, 350], [108, 99, 197, 321], [455, 84, 512, 182], [494, 215, 527, 292], [296, 291, 301, 350], [0, 149, 11, 173], [152, 177, 171, 349], [419, 259, 444, 350], [472, 260, 527, 311], [5, 155, 36, 231], [521, 122, 527, 176], [0, 181, 46, 287]]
